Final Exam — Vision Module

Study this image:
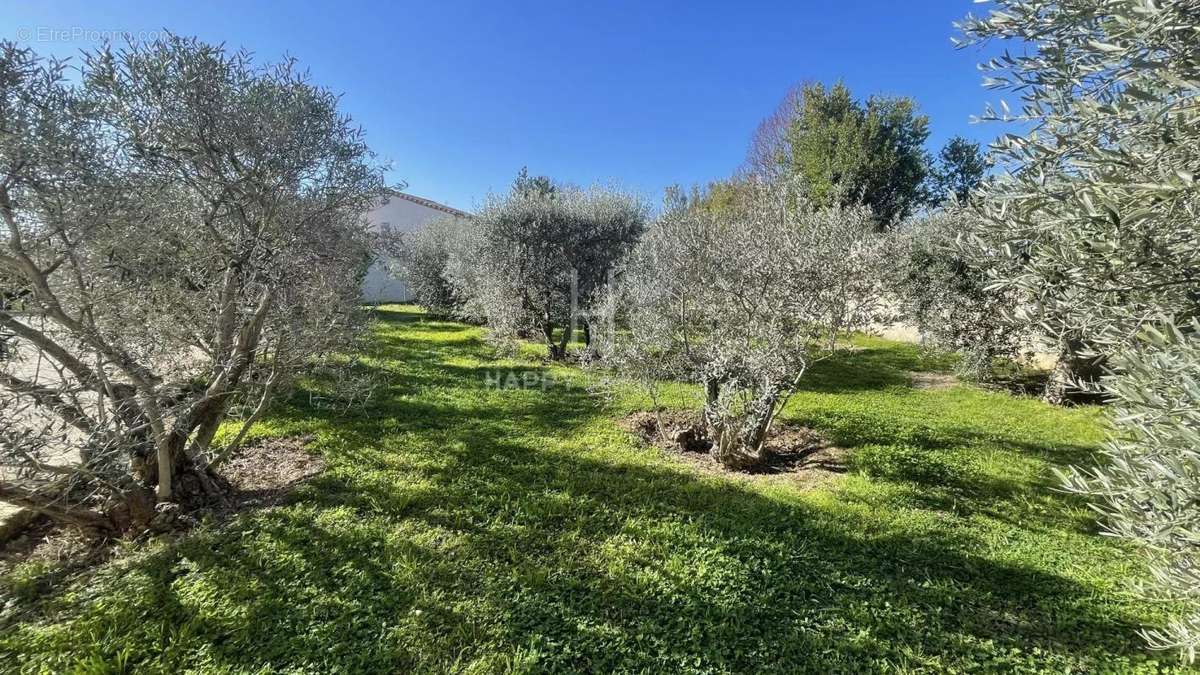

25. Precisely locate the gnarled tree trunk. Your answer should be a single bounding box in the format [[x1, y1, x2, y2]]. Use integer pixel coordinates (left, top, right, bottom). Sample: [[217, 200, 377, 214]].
[[1043, 335, 1107, 405]]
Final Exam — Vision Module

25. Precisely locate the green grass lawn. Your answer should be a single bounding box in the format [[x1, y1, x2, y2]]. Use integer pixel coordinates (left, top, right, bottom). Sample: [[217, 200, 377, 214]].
[[0, 306, 1187, 673]]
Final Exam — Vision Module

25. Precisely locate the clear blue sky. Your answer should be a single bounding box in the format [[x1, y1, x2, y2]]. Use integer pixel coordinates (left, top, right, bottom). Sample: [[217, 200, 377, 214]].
[[3, 1, 1006, 211]]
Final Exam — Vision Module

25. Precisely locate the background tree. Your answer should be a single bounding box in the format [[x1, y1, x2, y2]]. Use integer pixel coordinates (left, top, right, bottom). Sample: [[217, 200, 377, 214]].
[[677, 178, 751, 217], [595, 179, 893, 470], [742, 83, 804, 184], [0, 38, 384, 534], [512, 166, 556, 199], [958, 0, 1200, 658], [393, 215, 471, 318], [928, 136, 987, 204], [460, 176, 647, 359], [745, 81, 932, 227]]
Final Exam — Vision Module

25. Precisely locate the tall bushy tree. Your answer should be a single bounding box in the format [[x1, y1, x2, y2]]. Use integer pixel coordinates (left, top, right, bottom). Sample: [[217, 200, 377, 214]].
[[0, 38, 384, 533], [746, 82, 932, 226], [595, 180, 893, 470], [929, 136, 988, 204], [958, 0, 1200, 658], [464, 176, 647, 359]]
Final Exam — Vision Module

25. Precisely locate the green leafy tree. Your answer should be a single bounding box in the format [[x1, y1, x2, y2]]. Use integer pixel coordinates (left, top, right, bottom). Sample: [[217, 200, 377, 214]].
[[929, 136, 988, 204], [958, 0, 1200, 659], [512, 166, 555, 198], [747, 82, 932, 227]]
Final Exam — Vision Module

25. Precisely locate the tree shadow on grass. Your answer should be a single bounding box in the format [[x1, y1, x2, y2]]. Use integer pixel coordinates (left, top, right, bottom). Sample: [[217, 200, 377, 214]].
[[799, 341, 958, 394], [9, 419, 1163, 672], [801, 348, 920, 393], [0, 308, 1174, 673], [778, 400, 1103, 536]]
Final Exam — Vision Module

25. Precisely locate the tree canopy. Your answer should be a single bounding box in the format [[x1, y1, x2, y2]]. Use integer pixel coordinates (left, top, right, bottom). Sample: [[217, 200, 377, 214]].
[[595, 179, 893, 469], [0, 37, 384, 532], [929, 136, 987, 204], [438, 174, 647, 359], [745, 81, 931, 226]]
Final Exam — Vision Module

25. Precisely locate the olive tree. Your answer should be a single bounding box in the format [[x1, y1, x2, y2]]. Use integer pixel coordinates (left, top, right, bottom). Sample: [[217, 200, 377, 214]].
[[1061, 321, 1200, 660], [0, 38, 384, 534], [595, 180, 892, 470], [896, 206, 1030, 380], [393, 215, 471, 318], [958, 0, 1200, 403], [958, 0, 1200, 658], [462, 178, 647, 359]]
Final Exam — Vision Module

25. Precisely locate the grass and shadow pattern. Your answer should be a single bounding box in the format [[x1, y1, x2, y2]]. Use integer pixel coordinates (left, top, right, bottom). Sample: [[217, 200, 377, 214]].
[[0, 306, 1181, 673]]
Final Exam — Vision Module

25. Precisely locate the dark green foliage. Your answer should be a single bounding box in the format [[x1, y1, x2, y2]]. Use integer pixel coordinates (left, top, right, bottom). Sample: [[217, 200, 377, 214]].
[[784, 82, 931, 227], [929, 136, 988, 204], [512, 166, 555, 198], [0, 307, 1185, 673]]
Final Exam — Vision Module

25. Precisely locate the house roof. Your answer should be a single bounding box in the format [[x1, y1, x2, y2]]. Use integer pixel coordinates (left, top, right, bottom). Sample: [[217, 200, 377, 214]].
[[385, 189, 469, 218]]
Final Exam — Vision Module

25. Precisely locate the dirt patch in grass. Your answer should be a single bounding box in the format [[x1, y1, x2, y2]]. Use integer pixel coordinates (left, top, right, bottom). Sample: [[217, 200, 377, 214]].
[[909, 371, 958, 391], [0, 436, 324, 576], [218, 435, 326, 508], [620, 411, 847, 487], [620, 411, 709, 452], [0, 518, 105, 570]]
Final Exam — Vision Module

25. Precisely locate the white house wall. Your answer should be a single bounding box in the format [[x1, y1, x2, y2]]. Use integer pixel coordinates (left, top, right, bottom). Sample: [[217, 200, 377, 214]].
[[360, 195, 460, 304]]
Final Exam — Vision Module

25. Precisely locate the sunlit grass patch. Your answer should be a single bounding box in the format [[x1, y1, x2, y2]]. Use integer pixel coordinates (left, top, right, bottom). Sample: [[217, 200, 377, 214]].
[[0, 305, 1181, 673]]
